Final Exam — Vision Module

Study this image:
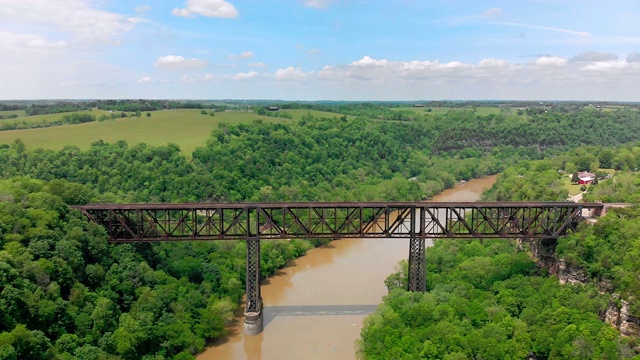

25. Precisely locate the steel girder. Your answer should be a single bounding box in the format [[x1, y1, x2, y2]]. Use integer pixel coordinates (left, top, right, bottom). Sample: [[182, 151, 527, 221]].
[[246, 238, 262, 313], [75, 202, 600, 242]]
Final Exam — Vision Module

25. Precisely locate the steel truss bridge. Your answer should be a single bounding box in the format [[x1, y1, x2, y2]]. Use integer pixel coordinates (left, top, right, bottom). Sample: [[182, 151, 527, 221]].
[[74, 201, 603, 335]]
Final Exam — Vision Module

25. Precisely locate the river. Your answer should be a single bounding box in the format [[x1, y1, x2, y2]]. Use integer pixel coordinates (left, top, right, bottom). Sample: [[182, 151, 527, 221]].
[[199, 175, 498, 360]]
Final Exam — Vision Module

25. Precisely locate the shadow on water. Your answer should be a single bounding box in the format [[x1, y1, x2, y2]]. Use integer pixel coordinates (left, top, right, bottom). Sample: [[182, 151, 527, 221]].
[[262, 304, 379, 328]]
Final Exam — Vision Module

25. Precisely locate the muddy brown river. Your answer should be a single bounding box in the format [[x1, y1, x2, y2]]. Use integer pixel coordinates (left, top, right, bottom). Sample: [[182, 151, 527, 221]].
[[199, 175, 498, 360]]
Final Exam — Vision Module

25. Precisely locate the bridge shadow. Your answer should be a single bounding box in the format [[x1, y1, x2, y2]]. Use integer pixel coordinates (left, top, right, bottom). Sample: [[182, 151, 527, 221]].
[[262, 304, 379, 329]]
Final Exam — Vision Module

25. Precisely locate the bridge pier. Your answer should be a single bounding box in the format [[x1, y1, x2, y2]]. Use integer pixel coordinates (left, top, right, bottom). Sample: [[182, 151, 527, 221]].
[[244, 238, 263, 335], [408, 237, 427, 291], [407, 207, 427, 292]]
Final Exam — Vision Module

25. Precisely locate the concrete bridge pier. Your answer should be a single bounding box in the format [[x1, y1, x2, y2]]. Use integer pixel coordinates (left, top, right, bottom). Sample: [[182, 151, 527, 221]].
[[244, 300, 263, 336], [244, 238, 264, 335]]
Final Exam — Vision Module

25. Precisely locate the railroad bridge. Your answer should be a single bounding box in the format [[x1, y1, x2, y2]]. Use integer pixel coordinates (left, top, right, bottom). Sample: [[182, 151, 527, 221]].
[[74, 201, 604, 335]]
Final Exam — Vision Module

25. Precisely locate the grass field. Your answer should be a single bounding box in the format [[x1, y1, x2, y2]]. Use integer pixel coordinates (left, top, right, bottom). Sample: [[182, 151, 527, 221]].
[[561, 175, 584, 196], [0, 110, 27, 118], [0, 109, 343, 156], [0, 110, 110, 126]]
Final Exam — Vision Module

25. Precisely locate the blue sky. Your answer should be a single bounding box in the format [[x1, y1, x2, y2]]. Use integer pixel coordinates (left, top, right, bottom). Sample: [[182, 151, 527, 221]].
[[1, 0, 639, 100]]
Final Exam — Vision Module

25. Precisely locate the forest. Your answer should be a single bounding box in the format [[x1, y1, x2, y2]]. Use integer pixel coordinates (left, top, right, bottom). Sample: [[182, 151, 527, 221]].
[[1, 103, 640, 358]]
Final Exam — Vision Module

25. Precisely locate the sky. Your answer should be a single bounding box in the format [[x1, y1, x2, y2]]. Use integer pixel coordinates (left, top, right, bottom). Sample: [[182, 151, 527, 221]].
[[1, 0, 639, 101]]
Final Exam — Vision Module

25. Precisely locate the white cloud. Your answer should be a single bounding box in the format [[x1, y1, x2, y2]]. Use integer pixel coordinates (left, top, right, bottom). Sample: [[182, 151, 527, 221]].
[[627, 52, 640, 63], [533, 56, 567, 66], [172, 0, 238, 18], [274, 66, 308, 81], [228, 51, 254, 59], [351, 56, 389, 67], [155, 55, 207, 69], [305, 0, 338, 9], [0, 0, 140, 44], [0, 31, 69, 50], [477, 58, 509, 69], [234, 71, 259, 80], [570, 51, 618, 62], [137, 76, 153, 84], [248, 62, 267, 67], [314, 53, 640, 100], [307, 49, 320, 55]]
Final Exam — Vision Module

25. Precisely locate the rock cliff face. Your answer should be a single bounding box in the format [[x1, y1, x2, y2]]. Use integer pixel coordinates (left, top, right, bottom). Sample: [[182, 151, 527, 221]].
[[523, 238, 640, 337], [604, 298, 640, 337]]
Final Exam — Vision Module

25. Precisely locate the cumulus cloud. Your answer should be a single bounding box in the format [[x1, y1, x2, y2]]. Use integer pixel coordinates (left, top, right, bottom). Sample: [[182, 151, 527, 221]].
[[533, 56, 567, 66], [155, 55, 207, 69], [228, 51, 254, 59], [274, 66, 308, 81], [305, 0, 338, 9], [0, 0, 140, 44], [314, 54, 640, 100], [233, 71, 259, 80], [137, 76, 153, 84], [172, 0, 238, 18], [248, 62, 267, 67], [477, 58, 509, 68], [627, 52, 640, 62], [351, 56, 389, 67], [570, 51, 618, 62]]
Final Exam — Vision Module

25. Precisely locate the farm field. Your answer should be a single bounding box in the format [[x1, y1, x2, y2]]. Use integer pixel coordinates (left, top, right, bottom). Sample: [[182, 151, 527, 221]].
[[0, 109, 338, 156], [0, 109, 27, 118], [0, 109, 109, 126]]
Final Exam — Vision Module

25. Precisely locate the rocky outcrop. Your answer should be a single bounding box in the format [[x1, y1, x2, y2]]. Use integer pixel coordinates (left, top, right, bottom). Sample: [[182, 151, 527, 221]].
[[522, 238, 639, 337], [557, 259, 589, 285], [603, 297, 640, 337]]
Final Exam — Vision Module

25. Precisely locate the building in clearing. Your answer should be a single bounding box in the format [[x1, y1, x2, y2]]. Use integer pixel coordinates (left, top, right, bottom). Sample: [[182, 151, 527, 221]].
[[578, 172, 596, 184]]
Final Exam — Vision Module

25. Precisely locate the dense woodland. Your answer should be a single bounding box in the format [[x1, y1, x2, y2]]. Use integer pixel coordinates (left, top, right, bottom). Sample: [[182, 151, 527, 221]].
[[360, 145, 640, 359], [2, 103, 640, 358]]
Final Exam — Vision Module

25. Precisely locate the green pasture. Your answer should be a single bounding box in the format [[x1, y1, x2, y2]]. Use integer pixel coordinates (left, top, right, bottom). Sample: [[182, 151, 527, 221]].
[[0, 109, 331, 156], [561, 175, 584, 196], [0, 110, 27, 118], [0, 110, 109, 126]]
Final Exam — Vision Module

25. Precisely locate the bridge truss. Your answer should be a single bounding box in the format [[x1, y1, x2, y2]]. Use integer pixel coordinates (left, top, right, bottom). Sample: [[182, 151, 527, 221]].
[[75, 201, 602, 335]]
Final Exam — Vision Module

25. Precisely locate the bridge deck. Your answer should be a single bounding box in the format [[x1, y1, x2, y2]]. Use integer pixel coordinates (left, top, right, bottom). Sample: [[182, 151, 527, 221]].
[[73, 202, 603, 242]]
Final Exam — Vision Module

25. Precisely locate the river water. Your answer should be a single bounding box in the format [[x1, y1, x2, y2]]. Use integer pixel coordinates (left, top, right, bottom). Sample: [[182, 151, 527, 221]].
[[199, 175, 498, 360]]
